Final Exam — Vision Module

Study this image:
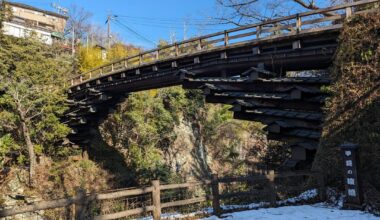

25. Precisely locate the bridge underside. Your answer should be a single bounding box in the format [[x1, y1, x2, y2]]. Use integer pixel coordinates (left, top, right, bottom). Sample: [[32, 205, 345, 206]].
[[66, 30, 339, 169]]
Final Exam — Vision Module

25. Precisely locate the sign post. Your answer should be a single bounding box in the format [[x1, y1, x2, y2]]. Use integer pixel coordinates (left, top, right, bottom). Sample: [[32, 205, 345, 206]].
[[340, 142, 362, 209]]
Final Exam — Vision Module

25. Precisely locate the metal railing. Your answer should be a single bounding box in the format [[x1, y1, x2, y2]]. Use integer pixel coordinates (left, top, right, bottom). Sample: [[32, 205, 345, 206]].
[[69, 0, 379, 86]]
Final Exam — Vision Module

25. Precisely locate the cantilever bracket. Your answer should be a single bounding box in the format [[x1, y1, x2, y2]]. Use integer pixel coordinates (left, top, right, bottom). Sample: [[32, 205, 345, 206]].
[[238, 67, 278, 81], [178, 69, 196, 80]]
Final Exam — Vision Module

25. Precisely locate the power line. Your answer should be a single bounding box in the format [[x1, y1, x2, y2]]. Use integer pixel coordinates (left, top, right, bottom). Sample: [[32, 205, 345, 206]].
[[115, 17, 222, 31], [112, 19, 156, 46], [113, 14, 222, 26], [114, 14, 211, 22]]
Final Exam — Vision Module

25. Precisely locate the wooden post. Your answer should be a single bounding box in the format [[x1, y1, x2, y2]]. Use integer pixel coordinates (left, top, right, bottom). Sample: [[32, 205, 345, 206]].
[[317, 172, 326, 201], [224, 30, 229, 46], [139, 54, 143, 65], [211, 174, 221, 217], [256, 25, 261, 39], [75, 188, 86, 220], [152, 180, 161, 220], [124, 60, 128, 68], [346, 6, 353, 18], [296, 14, 302, 33], [268, 170, 276, 207], [155, 50, 159, 60], [197, 39, 202, 50], [175, 43, 179, 56]]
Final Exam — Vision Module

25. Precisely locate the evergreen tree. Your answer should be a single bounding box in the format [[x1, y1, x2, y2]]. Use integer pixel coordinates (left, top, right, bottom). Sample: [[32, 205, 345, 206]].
[[0, 36, 71, 186]]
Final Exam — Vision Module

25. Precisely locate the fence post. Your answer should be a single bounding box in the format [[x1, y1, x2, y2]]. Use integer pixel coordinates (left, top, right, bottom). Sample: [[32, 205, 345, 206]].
[[268, 170, 277, 207], [317, 172, 326, 201], [74, 188, 86, 220], [211, 174, 221, 217], [152, 180, 161, 220]]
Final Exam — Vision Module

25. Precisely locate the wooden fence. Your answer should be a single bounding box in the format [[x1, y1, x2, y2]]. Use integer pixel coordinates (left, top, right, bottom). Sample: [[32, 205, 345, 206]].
[[69, 0, 379, 86], [0, 170, 324, 220]]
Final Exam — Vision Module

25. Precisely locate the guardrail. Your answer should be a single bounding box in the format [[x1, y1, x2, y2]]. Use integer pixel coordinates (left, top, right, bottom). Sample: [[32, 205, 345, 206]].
[[69, 0, 379, 87], [0, 170, 324, 219]]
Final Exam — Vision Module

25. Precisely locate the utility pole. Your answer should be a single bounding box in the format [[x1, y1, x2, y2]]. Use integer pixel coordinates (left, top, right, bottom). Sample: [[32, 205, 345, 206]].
[[169, 30, 176, 44], [183, 20, 188, 40], [107, 14, 111, 49], [86, 35, 89, 53], [51, 2, 68, 16], [71, 25, 75, 56]]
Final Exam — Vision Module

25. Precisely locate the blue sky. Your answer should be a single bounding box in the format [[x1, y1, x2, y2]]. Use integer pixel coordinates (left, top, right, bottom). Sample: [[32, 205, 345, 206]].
[[15, 0, 233, 49], [13, 0, 332, 49]]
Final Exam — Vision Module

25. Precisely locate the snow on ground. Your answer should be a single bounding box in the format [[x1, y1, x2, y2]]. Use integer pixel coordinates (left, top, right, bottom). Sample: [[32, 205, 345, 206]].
[[140, 190, 379, 220], [221, 189, 318, 211], [203, 204, 380, 220]]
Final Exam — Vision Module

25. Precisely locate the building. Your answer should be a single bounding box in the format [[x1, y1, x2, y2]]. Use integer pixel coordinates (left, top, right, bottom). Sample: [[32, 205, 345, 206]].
[[1, 1, 68, 44], [94, 44, 107, 60]]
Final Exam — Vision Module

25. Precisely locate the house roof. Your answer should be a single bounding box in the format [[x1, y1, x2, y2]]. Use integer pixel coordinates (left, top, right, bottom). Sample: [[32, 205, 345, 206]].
[[94, 44, 107, 50], [6, 1, 68, 20]]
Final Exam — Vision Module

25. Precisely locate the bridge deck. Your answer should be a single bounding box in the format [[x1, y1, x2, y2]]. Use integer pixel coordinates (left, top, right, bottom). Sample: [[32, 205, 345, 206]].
[[65, 0, 379, 168], [69, 0, 377, 90]]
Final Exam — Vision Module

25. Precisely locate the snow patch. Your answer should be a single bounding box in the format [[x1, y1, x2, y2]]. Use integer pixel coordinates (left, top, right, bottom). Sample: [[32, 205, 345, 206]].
[[221, 202, 270, 211], [221, 189, 318, 211], [277, 188, 318, 205], [203, 204, 380, 220]]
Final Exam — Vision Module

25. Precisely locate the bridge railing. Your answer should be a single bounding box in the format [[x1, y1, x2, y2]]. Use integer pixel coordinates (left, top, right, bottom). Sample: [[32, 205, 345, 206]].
[[70, 0, 379, 87]]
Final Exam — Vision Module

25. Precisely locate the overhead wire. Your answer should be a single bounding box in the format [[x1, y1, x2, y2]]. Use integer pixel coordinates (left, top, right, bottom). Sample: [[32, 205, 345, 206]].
[[114, 14, 212, 22], [114, 14, 224, 27], [112, 19, 157, 46], [115, 17, 222, 31]]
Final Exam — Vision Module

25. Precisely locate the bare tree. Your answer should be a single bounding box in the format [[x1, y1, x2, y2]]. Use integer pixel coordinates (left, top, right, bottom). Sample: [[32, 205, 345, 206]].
[[214, 0, 342, 26], [65, 5, 92, 41]]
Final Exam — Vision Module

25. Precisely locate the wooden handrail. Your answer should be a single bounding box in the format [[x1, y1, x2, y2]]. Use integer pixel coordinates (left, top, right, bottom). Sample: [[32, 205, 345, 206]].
[[0, 170, 324, 218], [95, 186, 153, 200], [0, 197, 78, 217], [217, 170, 314, 183], [69, 0, 379, 86], [93, 206, 154, 220], [160, 181, 211, 190]]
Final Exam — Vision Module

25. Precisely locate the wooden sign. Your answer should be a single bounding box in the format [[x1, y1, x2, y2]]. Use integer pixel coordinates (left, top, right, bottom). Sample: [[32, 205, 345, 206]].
[[340, 142, 362, 208]]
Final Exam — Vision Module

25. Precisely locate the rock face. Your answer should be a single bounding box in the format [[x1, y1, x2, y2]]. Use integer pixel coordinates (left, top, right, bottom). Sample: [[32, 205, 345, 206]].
[[0, 169, 45, 220], [164, 114, 269, 180], [0, 158, 113, 219]]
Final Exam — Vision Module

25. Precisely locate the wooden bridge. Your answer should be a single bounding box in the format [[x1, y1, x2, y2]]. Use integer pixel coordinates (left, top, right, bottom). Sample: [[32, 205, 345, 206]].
[[65, 0, 379, 168]]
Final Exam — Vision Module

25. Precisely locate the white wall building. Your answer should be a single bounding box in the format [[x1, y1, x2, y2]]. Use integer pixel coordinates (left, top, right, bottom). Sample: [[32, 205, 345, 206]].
[[1, 1, 68, 45]]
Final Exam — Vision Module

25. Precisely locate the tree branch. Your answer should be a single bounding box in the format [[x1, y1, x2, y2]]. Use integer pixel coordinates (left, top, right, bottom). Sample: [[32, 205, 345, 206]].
[[293, 0, 336, 16]]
